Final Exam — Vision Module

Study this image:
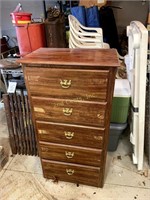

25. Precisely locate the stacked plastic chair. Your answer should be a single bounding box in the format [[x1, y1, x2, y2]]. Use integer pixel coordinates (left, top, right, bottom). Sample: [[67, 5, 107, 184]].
[[68, 15, 109, 49]]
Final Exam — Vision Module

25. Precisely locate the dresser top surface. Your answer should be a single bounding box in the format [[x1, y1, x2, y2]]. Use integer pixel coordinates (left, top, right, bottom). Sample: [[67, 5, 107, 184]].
[[17, 48, 120, 67]]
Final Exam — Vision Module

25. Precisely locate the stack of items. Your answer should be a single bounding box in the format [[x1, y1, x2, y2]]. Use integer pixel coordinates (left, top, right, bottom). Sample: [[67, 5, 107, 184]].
[[3, 91, 38, 156], [108, 79, 131, 151]]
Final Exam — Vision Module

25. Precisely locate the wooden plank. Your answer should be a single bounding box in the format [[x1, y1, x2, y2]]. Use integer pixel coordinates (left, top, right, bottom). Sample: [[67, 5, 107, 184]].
[[24, 95, 33, 155], [16, 48, 120, 67], [13, 93, 22, 154], [27, 95, 37, 156], [3, 91, 38, 156], [9, 94, 20, 153], [16, 93, 26, 155], [3, 94, 17, 154], [20, 90, 29, 155]]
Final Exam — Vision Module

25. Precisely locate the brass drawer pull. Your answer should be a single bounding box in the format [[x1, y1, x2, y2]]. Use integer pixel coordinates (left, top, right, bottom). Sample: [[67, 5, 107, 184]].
[[38, 130, 47, 134], [60, 79, 71, 89], [94, 136, 103, 141], [64, 131, 74, 139], [66, 169, 74, 176], [63, 108, 73, 116], [65, 151, 74, 159], [41, 147, 49, 152], [97, 113, 104, 119]]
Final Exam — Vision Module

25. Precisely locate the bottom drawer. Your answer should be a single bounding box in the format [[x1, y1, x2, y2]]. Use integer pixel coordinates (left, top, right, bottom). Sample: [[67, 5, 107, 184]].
[[42, 159, 102, 187]]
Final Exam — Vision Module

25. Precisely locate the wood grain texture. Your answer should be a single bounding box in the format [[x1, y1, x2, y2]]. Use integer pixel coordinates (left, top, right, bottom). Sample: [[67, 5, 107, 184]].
[[42, 159, 101, 187], [25, 68, 109, 101], [39, 141, 102, 167], [32, 97, 107, 127], [99, 68, 117, 186], [3, 93, 38, 156], [17, 48, 120, 67], [36, 121, 104, 149], [3, 94, 17, 154], [20, 48, 118, 187]]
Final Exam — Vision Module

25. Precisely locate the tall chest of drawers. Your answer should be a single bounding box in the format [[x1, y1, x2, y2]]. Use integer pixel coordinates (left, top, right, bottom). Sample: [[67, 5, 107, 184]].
[[18, 48, 119, 187]]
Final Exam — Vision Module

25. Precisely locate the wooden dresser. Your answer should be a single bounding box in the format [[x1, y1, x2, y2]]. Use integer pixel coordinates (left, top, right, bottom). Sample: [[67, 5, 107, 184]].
[[18, 48, 119, 187]]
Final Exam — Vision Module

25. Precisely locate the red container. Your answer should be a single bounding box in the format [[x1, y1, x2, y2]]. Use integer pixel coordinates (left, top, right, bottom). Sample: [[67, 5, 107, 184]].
[[10, 12, 32, 25], [15, 23, 46, 56]]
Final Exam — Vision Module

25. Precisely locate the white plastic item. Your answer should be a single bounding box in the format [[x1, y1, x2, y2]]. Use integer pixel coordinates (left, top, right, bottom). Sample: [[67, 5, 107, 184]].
[[113, 79, 131, 97], [126, 21, 148, 170], [68, 15, 110, 49]]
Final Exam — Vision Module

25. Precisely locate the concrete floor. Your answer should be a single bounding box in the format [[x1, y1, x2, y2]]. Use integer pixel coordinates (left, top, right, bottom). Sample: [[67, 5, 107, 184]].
[[0, 103, 150, 200]]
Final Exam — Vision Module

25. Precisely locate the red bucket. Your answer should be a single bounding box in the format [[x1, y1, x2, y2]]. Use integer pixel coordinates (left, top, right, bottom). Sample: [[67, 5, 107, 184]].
[[10, 12, 32, 25]]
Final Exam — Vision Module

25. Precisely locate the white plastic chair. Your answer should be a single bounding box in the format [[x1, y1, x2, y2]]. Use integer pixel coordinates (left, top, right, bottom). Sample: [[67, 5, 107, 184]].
[[68, 15, 110, 49]]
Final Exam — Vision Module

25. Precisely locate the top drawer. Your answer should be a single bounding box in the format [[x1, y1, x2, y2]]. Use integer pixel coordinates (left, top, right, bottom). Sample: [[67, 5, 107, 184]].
[[25, 68, 109, 101]]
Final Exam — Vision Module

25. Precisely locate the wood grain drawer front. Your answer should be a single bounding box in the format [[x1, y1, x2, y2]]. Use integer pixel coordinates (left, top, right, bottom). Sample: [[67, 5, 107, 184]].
[[32, 97, 106, 127], [39, 142, 102, 167], [42, 159, 101, 187], [26, 68, 109, 102], [36, 121, 104, 149]]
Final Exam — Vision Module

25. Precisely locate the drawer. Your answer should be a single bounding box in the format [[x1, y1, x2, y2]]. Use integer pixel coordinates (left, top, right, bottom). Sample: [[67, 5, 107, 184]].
[[42, 159, 101, 187], [25, 68, 109, 102], [36, 121, 104, 149], [39, 142, 102, 167], [32, 97, 107, 127]]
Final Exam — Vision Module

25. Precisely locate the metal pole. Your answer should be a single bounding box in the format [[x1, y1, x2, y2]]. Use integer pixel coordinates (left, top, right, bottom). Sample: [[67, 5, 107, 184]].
[[43, 0, 47, 20]]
